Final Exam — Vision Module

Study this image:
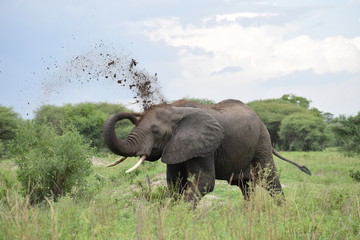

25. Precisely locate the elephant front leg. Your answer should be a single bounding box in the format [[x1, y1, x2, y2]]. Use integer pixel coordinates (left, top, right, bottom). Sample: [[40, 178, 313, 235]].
[[166, 163, 188, 195], [166, 156, 216, 208], [239, 179, 251, 201], [184, 156, 216, 208], [229, 176, 253, 201]]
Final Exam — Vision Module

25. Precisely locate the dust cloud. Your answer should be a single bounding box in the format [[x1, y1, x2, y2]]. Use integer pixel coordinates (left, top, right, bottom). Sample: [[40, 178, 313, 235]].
[[42, 42, 166, 110]]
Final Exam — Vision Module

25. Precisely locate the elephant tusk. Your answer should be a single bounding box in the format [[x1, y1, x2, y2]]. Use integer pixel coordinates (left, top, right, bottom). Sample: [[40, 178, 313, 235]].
[[106, 156, 127, 167], [125, 155, 146, 173]]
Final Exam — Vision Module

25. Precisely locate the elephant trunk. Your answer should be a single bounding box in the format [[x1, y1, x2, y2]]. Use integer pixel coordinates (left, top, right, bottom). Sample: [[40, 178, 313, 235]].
[[103, 112, 140, 157]]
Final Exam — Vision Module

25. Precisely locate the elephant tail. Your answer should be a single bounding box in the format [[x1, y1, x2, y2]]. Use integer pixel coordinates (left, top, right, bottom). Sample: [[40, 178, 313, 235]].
[[272, 149, 312, 175]]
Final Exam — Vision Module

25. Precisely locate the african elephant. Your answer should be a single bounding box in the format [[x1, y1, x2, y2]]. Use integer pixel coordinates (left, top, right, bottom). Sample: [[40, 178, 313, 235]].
[[103, 99, 311, 206]]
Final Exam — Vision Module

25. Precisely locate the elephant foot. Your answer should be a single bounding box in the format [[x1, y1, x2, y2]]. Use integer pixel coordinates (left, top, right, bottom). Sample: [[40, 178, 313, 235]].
[[264, 176, 285, 206], [183, 186, 202, 209], [268, 188, 285, 206]]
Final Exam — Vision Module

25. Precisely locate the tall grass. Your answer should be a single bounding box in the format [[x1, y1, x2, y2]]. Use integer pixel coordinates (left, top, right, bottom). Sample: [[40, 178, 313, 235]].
[[1, 151, 359, 239]]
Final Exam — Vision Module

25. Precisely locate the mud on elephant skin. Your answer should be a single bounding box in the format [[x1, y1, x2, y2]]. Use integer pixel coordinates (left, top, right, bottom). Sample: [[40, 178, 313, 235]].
[[103, 99, 311, 206]]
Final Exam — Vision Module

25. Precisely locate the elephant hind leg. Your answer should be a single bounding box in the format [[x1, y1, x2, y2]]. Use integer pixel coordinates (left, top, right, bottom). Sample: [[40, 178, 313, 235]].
[[238, 179, 252, 201], [264, 171, 285, 205], [253, 135, 284, 204], [228, 175, 254, 201], [253, 164, 285, 204]]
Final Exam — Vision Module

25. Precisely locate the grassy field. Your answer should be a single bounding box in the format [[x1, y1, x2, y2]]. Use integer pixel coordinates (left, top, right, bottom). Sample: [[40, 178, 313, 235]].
[[1, 151, 359, 239]]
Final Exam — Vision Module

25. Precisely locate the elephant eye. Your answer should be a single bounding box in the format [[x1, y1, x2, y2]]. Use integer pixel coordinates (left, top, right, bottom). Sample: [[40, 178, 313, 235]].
[[151, 126, 160, 135]]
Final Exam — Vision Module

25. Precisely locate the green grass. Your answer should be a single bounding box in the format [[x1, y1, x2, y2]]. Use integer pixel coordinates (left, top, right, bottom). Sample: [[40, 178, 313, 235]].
[[1, 151, 359, 239]]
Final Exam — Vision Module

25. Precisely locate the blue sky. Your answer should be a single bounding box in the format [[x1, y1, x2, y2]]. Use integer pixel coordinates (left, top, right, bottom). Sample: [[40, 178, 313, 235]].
[[1, 0, 359, 118]]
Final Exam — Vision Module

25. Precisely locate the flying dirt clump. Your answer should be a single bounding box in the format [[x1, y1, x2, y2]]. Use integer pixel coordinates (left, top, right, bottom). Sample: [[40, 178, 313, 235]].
[[43, 43, 166, 110], [115, 58, 166, 110]]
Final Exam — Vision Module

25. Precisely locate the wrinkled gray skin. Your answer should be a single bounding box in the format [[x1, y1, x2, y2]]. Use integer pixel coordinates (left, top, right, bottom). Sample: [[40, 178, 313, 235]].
[[104, 99, 301, 206]]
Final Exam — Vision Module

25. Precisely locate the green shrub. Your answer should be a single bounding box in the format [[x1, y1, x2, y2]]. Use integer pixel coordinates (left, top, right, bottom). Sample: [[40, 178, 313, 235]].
[[34, 102, 132, 151], [0, 168, 19, 201], [349, 170, 360, 182], [181, 97, 216, 105], [247, 98, 307, 147], [10, 122, 94, 204], [331, 112, 360, 155], [0, 105, 21, 158], [0, 141, 4, 159], [279, 112, 328, 151]]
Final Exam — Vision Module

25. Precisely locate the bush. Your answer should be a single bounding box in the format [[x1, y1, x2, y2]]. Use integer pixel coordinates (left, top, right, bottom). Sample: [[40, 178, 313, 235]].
[[0, 105, 21, 158], [34, 102, 132, 151], [349, 170, 360, 182], [331, 112, 360, 155], [247, 99, 307, 147], [10, 122, 94, 204], [0, 168, 19, 201], [279, 113, 328, 151], [181, 97, 216, 105]]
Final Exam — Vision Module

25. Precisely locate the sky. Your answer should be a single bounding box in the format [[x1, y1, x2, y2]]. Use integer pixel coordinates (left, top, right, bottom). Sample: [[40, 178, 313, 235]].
[[1, 0, 360, 118]]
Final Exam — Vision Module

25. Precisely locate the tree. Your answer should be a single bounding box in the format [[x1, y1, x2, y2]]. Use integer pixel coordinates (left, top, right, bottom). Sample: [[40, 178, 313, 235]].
[[322, 112, 335, 123], [247, 99, 306, 146], [279, 113, 328, 151], [181, 97, 216, 105], [0, 105, 21, 158], [281, 94, 311, 109], [331, 112, 360, 155], [34, 103, 132, 151]]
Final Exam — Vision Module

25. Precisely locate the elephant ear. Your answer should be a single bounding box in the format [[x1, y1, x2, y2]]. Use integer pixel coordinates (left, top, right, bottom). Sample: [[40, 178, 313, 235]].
[[162, 107, 224, 164]]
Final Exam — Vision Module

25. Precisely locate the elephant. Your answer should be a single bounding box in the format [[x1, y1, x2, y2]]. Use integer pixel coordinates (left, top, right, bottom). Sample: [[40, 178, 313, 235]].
[[103, 99, 311, 206]]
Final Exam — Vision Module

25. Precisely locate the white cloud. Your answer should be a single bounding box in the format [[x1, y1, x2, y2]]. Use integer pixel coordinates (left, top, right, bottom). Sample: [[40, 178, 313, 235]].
[[204, 12, 280, 23], [254, 1, 274, 5], [144, 15, 360, 83], [143, 14, 360, 115]]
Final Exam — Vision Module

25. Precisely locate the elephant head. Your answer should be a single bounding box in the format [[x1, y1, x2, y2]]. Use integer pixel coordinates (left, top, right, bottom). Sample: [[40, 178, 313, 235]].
[[103, 105, 225, 172]]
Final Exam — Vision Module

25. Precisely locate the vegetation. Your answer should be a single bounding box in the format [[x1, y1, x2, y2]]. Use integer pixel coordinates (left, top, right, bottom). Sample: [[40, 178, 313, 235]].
[[34, 102, 132, 151], [349, 170, 360, 182], [0, 95, 359, 239], [0, 151, 359, 239], [331, 112, 360, 155], [181, 97, 216, 105], [279, 112, 328, 151], [0, 105, 21, 158], [248, 98, 307, 147], [10, 122, 94, 204], [281, 93, 312, 109], [18, 95, 356, 154], [248, 94, 329, 151]]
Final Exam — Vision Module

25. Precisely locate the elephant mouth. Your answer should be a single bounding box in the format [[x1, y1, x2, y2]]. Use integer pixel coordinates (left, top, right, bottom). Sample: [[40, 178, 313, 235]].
[[148, 148, 162, 161], [106, 155, 147, 173], [106, 150, 162, 172], [146, 154, 162, 162]]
